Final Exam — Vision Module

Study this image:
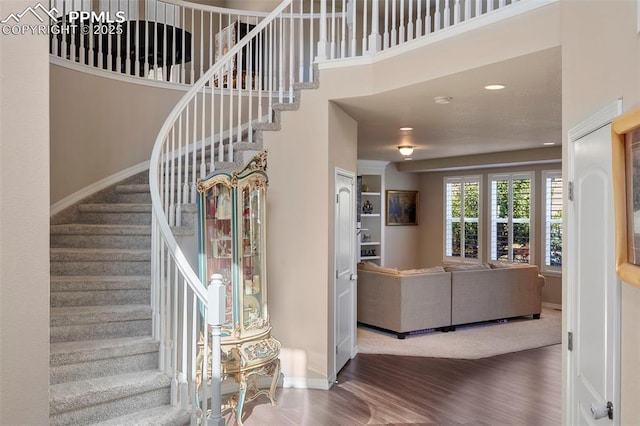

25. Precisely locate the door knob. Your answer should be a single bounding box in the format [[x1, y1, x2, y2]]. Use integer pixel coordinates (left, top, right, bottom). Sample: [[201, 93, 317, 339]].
[[350, 274, 358, 281], [590, 401, 613, 420]]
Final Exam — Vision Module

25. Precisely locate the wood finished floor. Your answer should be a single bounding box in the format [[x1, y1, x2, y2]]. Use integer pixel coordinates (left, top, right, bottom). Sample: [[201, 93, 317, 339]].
[[235, 344, 562, 425]]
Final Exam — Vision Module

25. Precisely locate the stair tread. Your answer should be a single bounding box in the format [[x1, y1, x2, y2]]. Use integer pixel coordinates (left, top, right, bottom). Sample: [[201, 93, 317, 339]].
[[51, 224, 151, 235], [78, 203, 151, 212], [90, 405, 190, 426], [115, 184, 150, 193], [51, 336, 158, 364], [50, 370, 170, 413], [51, 304, 151, 316], [50, 275, 150, 291], [51, 248, 151, 261]]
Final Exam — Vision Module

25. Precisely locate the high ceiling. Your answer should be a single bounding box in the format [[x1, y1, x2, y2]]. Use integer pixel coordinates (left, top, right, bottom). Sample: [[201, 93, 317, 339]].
[[334, 47, 562, 164]]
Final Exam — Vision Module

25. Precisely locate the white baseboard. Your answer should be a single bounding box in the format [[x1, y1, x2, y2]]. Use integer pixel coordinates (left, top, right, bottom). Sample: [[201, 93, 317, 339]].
[[50, 160, 150, 216], [543, 302, 562, 310], [282, 376, 332, 390]]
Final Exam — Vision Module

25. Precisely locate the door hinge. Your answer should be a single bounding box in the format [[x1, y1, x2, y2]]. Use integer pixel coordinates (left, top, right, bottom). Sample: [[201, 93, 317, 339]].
[[568, 331, 573, 351], [568, 181, 574, 201], [336, 194, 339, 203]]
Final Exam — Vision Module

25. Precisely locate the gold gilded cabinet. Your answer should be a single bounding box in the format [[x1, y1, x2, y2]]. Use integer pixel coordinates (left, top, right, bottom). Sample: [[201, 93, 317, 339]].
[[196, 151, 281, 425]]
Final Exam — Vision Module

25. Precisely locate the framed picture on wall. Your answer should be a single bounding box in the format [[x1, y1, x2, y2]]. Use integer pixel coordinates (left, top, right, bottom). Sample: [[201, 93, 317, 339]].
[[386, 190, 418, 226], [612, 106, 640, 287]]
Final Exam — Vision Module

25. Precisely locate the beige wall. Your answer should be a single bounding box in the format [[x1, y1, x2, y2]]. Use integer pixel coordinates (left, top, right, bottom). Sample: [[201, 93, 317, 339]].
[[0, 1, 50, 423], [384, 163, 421, 269], [328, 101, 358, 377], [559, 1, 640, 423], [50, 65, 185, 204]]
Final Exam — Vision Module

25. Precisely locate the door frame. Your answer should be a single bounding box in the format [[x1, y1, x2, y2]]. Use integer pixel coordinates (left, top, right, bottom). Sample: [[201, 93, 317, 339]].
[[566, 99, 622, 425], [333, 167, 358, 381]]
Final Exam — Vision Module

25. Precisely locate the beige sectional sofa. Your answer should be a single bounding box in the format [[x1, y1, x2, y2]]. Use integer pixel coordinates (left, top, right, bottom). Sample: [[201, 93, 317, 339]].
[[357, 262, 545, 338]]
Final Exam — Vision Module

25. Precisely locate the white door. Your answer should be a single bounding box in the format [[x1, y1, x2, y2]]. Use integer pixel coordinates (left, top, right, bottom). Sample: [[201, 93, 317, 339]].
[[568, 101, 621, 425], [335, 169, 357, 375]]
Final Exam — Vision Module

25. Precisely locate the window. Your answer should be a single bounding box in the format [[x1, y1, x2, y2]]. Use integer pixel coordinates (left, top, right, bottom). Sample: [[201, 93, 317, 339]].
[[444, 176, 481, 262], [489, 173, 533, 263], [543, 170, 562, 271]]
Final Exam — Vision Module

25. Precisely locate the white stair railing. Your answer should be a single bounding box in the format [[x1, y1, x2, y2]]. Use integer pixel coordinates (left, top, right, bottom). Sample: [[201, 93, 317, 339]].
[[49, 0, 272, 84], [148, 0, 300, 421], [50, 1, 522, 84]]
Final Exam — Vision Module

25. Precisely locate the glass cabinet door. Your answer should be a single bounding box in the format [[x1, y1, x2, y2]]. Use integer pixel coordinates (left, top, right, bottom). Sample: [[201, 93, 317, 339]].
[[239, 179, 266, 330], [203, 182, 235, 331]]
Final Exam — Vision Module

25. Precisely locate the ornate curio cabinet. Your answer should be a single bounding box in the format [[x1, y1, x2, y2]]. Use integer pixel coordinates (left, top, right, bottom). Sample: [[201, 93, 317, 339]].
[[196, 151, 280, 424]]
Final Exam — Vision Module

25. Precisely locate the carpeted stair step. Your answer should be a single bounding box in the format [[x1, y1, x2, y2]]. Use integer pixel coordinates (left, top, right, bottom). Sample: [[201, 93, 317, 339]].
[[114, 184, 152, 204], [50, 305, 152, 343], [50, 336, 159, 384], [91, 405, 191, 426], [49, 370, 171, 426], [50, 276, 150, 307], [50, 224, 151, 249], [77, 203, 152, 225], [50, 248, 151, 276]]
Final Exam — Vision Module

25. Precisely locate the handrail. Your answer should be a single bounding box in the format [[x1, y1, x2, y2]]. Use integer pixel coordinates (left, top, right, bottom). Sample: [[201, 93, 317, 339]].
[[148, 0, 294, 420]]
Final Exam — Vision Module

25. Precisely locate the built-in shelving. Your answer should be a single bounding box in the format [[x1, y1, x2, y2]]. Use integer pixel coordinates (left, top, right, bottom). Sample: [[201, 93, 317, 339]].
[[358, 160, 388, 266]]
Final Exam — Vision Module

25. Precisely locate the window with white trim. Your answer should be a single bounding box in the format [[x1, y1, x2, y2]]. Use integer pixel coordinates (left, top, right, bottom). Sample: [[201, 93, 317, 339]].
[[543, 170, 562, 271], [444, 176, 481, 262], [489, 172, 533, 263]]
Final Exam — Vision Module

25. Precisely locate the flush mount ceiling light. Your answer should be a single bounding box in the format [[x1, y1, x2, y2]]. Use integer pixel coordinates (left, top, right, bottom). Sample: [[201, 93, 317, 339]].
[[434, 96, 453, 104], [484, 84, 506, 90], [397, 145, 415, 156], [400, 127, 413, 131], [543, 142, 556, 146]]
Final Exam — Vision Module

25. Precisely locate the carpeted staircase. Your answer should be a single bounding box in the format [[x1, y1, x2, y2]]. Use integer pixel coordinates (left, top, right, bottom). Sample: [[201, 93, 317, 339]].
[[48, 71, 319, 425], [49, 174, 192, 425]]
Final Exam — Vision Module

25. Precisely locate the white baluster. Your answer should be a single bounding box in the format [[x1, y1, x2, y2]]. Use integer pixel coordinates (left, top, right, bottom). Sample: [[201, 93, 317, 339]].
[[383, 0, 389, 49], [299, 0, 305, 77], [316, 0, 328, 60], [170, 267, 179, 402], [331, 0, 336, 59], [399, 0, 405, 44], [190, 9, 195, 81], [416, 0, 423, 38], [289, 6, 294, 98], [362, 0, 368, 53], [475, 0, 482, 18], [488, 0, 494, 12], [169, 128, 176, 227], [176, 114, 183, 227], [189, 294, 198, 423], [408, 0, 414, 41], [278, 15, 284, 103], [426, 0, 432, 34], [465, 0, 471, 22], [309, 0, 315, 71], [237, 43, 243, 145], [341, 0, 347, 58], [444, 0, 450, 28], [500, 0, 506, 9], [434, 0, 441, 31], [350, 0, 357, 57], [391, 0, 397, 47], [368, 0, 381, 53], [208, 274, 226, 426], [454, 0, 460, 24]]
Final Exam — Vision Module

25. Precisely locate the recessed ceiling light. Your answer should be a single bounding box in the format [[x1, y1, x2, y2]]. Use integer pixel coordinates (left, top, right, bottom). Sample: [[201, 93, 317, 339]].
[[484, 84, 506, 90], [434, 96, 453, 104], [543, 142, 556, 146], [400, 127, 413, 131]]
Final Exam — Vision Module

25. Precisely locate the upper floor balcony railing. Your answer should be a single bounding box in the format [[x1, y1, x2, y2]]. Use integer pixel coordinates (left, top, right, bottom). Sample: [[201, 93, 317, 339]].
[[50, 0, 526, 86]]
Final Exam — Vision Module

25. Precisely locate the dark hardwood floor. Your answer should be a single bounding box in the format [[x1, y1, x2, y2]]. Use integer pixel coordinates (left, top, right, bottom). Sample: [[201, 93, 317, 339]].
[[236, 344, 562, 425]]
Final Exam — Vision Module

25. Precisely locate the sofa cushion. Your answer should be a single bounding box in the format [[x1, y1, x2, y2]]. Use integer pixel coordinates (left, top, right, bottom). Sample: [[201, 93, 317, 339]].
[[444, 263, 491, 272], [488, 261, 531, 269], [357, 262, 400, 275], [400, 266, 446, 275]]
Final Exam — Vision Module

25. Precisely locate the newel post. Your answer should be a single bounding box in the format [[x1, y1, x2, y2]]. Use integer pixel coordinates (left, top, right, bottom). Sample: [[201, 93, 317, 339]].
[[208, 274, 225, 426]]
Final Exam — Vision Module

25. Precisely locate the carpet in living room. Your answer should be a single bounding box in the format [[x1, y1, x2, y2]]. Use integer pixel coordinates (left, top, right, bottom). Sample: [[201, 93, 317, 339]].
[[357, 307, 561, 359]]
